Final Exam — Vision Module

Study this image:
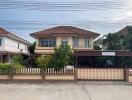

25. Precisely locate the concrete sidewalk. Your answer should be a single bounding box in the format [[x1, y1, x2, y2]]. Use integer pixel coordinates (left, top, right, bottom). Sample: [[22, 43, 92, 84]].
[[0, 82, 132, 100]]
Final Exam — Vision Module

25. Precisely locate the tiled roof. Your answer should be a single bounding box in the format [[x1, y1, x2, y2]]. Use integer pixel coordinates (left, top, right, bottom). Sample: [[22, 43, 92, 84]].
[[0, 27, 30, 45], [30, 26, 100, 38], [117, 25, 132, 36]]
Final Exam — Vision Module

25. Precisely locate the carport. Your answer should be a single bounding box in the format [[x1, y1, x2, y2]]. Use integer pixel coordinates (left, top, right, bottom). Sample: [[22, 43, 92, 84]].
[[75, 50, 132, 68]]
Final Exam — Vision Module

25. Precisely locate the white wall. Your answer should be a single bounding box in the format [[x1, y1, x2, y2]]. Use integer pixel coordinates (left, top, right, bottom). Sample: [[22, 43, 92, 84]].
[[0, 36, 5, 51], [0, 36, 28, 54]]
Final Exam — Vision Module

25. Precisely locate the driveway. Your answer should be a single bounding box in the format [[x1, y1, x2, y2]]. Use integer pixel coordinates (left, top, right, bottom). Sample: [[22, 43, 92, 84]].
[[0, 82, 132, 100]]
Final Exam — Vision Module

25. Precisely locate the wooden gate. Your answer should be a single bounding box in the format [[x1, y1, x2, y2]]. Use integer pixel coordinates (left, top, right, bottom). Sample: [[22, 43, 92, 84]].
[[77, 68, 125, 81]]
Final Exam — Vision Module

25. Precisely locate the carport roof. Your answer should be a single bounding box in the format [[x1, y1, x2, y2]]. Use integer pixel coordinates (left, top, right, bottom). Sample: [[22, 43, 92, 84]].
[[75, 50, 132, 56]]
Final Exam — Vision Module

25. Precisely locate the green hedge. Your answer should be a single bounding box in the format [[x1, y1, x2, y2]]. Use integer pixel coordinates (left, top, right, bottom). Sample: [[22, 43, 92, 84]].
[[0, 63, 13, 69]]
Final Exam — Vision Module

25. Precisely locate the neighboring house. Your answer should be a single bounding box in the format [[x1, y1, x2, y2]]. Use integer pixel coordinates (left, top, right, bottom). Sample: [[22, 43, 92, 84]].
[[117, 25, 132, 36], [30, 26, 100, 55], [102, 25, 132, 50], [0, 28, 31, 63]]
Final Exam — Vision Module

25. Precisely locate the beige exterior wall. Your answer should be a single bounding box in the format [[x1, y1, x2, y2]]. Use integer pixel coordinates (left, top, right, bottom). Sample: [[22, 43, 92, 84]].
[[0, 75, 9, 79], [35, 36, 94, 54], [45, 75, 75, 80], [13, 75, 42, 80], [56, 36, 61, 46]]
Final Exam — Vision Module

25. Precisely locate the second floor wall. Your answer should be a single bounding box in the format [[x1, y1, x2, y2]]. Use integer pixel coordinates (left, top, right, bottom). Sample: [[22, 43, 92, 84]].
[[0, 36, 28, 53], [36, 36, 94, 50]]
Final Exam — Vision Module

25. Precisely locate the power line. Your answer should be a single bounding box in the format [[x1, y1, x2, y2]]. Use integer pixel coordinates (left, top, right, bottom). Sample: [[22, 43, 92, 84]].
[[0, 20, 132, 27], [0, 0, 131, 11]]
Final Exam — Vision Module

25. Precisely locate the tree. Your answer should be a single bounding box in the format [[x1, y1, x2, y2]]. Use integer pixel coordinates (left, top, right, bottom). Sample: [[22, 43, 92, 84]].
[[93, 37, 103, 50], [50, 45, 74, 69], [28, 42, 36, 55], [26, 42, 36, 67], [103, 33, 123, 50], [123, 33, 132, 51]]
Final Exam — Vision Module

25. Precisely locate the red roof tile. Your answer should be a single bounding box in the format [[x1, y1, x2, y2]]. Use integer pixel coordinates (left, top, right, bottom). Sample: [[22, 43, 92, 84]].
[[30, 26, 100, 38]]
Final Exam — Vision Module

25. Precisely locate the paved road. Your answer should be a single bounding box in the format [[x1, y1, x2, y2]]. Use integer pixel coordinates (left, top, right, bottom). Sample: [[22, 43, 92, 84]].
[[0, 82, 132, 100]]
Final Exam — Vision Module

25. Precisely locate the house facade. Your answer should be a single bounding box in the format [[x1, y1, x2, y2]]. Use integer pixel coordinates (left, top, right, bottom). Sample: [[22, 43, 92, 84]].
[[30, 26, 100, 55], [0, 28, 31, 63]]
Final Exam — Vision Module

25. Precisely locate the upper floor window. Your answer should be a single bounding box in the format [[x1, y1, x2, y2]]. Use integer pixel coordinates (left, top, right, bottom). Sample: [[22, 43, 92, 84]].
[[18, 43, 20, 49], [0, 39, 1, 46], [25, 45, 27, 51], [84, 38, 90, 48], [61, 38, 68, 48], [72, 37, 79, 48], [39, 38, 56, 47]]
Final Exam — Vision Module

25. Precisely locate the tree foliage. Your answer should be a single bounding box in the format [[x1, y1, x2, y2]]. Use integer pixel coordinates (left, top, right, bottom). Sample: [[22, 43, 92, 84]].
[[12, 54, 24, 68], [12, 55, 23, 65], [36, 55, 52, 68], [93, 43, 102, 50], [103, 33, 124, 50], [26, 42, 36, 67], [123, 32, 132, 51], [28, 42, 36, 55], [50, 45, 74, 69]]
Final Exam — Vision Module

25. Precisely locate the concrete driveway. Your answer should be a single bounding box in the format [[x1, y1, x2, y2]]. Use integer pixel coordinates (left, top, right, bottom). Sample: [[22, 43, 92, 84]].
[[0, 82, 132, 100]]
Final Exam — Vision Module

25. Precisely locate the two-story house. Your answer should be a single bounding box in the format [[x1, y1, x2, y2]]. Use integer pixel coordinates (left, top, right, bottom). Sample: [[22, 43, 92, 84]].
[[30, 26, 100, 66], [0, 28, 31, 63], [30, 26, 99, 55]]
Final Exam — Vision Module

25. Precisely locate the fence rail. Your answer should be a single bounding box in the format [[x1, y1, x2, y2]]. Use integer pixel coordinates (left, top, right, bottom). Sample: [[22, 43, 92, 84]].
[[0, 68, 75, 81], [14, 68, 41, 75], [0, 69, 10, 74], [0, 67, 131, 82], [45, 68, 75, 75]]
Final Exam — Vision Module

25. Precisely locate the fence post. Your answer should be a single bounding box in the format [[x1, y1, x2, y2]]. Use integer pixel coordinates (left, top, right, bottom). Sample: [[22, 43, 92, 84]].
[[9, 67, 14, 80], [124, 68, 129, 82], [125, 68, 129, 82], [41, 68, 45, 81], [74, 68, 77, 83]]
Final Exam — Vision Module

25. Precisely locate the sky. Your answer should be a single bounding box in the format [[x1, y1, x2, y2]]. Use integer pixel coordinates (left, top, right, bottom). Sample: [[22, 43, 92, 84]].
[[0, 0, 132, 42]]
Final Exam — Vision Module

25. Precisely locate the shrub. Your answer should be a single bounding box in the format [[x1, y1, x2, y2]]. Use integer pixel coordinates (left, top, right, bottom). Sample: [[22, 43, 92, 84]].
[[0, 63, 13, 69], [12, 54, 23, 67], [36, 55, 52, 68]]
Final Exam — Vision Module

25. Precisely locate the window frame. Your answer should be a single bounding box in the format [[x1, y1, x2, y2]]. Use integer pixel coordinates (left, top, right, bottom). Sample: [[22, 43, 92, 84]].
[[72, 37, 79, 48], [84, 38, 90, 48], [25, 45, 27, 51], [61, 38, 68, 48], [18, 42, 20, 49], [39, 38, 56, 47], [0, 38, 2, 46]]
